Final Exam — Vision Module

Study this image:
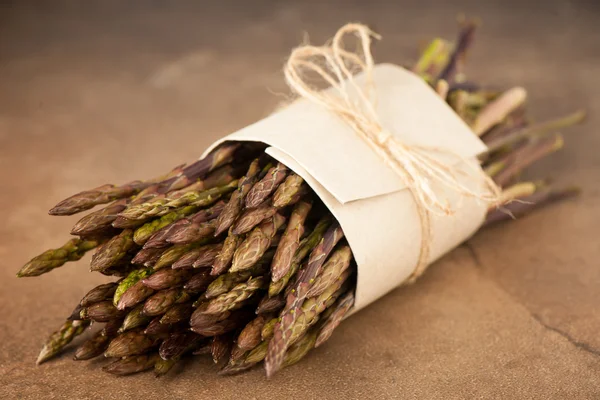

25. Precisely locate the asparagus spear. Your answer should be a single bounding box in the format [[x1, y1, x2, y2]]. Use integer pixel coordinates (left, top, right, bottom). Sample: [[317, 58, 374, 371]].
[[271, 200, 312, 282], [160, 302, 194, 324], [204, 272, 249, 300], [480, 105, 529, 144], [412, 38, 451, 81], [51, 144, 239, 217], [116, 280, 155, 310], [144, 317, 178, 338], [154, 357, 180, 377], [183, 269, 214, 293], [79, 282, 118, 307], [49, 181, 150, 217], [272, 174, 309, 208], [73, 319, 122, 360], [214, 159, 262, 236], [231, 202, 278, 235], [36, 320, 90, 364], [75, 184, 162, 233], [143, 201, 225, 249], [97, 259, 137, 277], [493, 134, 564, 187], [472, 87, 528, 136], [190, 303, 231, 328], [261, 318, 277, 341], [104, 330, 158, 358], [266, 272, 350, 377], [171, 244, 222, 269], [230, 214, 285, 272], [176, 163, 238, 196], [131, 247, 164, 266], [153, 243, 205, 270], [204, 258, 270, 299], [236, 315, 268, 354], [193, 244, 223, 268], [165, 218, 218, 245], [80, 301, 125, 322], [211, 334, 233, 365], [230, 342, 248, 363], [315, 291, 354, 347], [437, 19, 478, 83], [484, 185, 580, 227], [484, 110, 585, 155], [90, 229, 136, 272], [159, 332, 203, 360], [219, 338, 273, 376], [211, 231, 241, 275], [113, 268, 153, 307], [141, 268, 192, 290], [132, 205, 202, 245], [281, 329, 318, 369], [142, 288, 190, 317], [119, 180, 238, 222], [191, 310, 250, 337], [203, 277, 266, 314], [110, 186, 167, 229], [268, 216, 332, 297], [256, 294, 286, 315], [246, 343, 269, 364], [305, 246, 352, 298], [102, 353, 160, 376], [17, 238, 100, 277], [70, 199, 128, 236], [245, 163, 288, 209], [48, 165, 186, 217], [292, 221, 345, 301], [119, 304, 151, 333], [159, 143, 239, 192]]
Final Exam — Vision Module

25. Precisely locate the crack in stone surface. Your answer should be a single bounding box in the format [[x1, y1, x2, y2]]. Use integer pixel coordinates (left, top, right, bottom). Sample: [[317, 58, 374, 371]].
[[465, 241, 600, 359], [529, 313, 600, 358]]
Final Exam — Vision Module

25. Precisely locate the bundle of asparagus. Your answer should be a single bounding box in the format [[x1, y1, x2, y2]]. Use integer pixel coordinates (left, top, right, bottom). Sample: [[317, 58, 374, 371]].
[[18, 20, 583, 378]]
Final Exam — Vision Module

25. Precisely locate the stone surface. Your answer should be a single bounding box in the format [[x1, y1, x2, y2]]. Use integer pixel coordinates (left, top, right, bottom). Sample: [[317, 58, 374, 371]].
[[1, 1, 599, 399]]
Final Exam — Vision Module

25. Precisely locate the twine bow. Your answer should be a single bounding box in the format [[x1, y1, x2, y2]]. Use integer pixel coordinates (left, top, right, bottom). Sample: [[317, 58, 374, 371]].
[[284, 23, 502, 279]]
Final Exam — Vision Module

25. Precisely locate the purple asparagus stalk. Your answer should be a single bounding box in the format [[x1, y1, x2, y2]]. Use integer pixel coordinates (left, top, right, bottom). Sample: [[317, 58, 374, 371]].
[[214, 159, 262, 236], [17, 238, 101, 277], [48, 162, 189, 216], [484, 185, 580, 227], [271, 200, 312, 282], [143, 201, 225, 249], [245, 163, 288, 209], [211, 231, 241, 275], [102, 354, 160, 376], [141, 268, 193, 290], [36, 320, 91, 365], [230, 214, 286, 272], [89, 229, 136, 272], [315, 291, 354, 347]]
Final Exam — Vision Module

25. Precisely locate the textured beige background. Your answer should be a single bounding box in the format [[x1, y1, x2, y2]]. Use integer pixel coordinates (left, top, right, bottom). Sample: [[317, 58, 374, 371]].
[[1, 1, 599, 399]]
